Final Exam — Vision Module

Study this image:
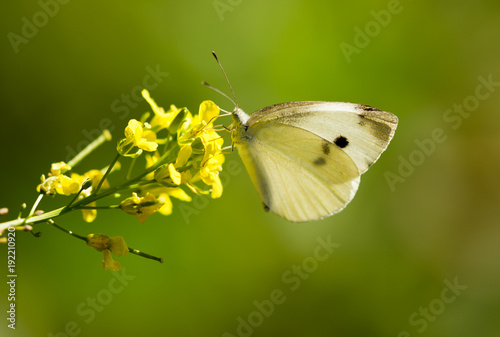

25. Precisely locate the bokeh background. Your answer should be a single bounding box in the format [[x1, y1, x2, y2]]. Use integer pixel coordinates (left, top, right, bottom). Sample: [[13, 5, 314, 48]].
[[1, 1, 500, 336]]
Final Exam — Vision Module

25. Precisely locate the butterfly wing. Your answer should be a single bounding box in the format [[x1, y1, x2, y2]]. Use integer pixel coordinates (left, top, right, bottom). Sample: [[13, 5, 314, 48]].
[[247, 101, 398, 174], [235, 122, 361, 222]]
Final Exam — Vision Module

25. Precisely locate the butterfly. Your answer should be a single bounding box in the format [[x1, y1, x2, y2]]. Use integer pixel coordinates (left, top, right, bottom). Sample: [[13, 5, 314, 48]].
[[206, 53, 398, 222]]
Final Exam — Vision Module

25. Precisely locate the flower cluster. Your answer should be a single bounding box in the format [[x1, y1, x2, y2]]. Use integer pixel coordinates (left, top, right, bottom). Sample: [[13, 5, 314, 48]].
[[116, 89, 225, 222], [4, 89, 227, 271], [37, 162, 111, 222]]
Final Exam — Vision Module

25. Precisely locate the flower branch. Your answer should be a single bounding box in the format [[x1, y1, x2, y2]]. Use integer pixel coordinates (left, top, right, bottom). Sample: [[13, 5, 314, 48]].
[[0, 89, 225, 271]]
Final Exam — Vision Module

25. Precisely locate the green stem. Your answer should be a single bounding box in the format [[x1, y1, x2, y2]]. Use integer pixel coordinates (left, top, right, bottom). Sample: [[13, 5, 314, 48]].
[[67, 191, 82, 209], [78, 205, 120, 210], [126, 156, 137, 180], [94, 153, 120, 195], [67, 130, 112, 168], [28, 194, 44, 217], [49, 220, 87, 241], [128, 247, 164, 263], [0, 206, 67, 232]]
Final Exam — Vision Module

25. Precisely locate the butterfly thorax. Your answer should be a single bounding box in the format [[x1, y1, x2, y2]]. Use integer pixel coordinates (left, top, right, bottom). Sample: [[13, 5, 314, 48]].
[[233, 107, 250, 125]]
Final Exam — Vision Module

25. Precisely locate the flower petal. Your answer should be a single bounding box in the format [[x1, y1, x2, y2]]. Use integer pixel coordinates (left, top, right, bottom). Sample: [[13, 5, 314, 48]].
[[199, 100, 220, 125], [109, 236, 129, 257], [142, 89, 165, 117], [102, 249, 121, 271], [158, 194, 173, 215], [82, 202, 97, 223], [168, 163, 182, 185], [167, 188, 192, 202], [175, 145, 192, 167], [125, 119, 143, 146], [56, 175, 80, 196], [51, 162, 71, 176], [211, 177, 223, 199]]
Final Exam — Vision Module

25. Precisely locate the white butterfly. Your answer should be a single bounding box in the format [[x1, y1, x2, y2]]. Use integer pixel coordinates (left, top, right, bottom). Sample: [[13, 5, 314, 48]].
[[208, 54, 398, 222]]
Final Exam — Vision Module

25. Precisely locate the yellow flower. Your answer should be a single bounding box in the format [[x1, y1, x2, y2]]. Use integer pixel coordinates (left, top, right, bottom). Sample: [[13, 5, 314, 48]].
[[126, 119, 158, 151], [163, 126, 225, 198], [177, 101, 218, 145], [87, 234, 129, 271], [55, 175, 80, 196], [117, 119, 158, 157], [154, 163, 183, 187], [37, 161, 77, 195], [50, 161, 71, 176], [120, 192, 164, 223], [199, 160, 218, 185], [142, 89, 181, 131], [179, 101, 220, 145], [37, 175, 59, 195], [197, 128, 225, 198]]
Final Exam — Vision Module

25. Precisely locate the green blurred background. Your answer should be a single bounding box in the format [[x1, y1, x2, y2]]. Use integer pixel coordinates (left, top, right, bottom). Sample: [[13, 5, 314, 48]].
[[1, 0, 500, 336]]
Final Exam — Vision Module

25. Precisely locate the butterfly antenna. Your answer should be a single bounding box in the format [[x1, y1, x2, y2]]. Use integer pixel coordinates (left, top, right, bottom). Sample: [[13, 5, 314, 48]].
[[201, 80, 236, 107], [212, 51, 238, 109]]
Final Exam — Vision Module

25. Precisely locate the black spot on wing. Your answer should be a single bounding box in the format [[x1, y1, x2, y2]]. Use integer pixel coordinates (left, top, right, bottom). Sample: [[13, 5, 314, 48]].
[[313, 157, 327, 166], [262, 202, 270, 212], [334, 136, 349, 148], [322, 142, 331, 155]]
